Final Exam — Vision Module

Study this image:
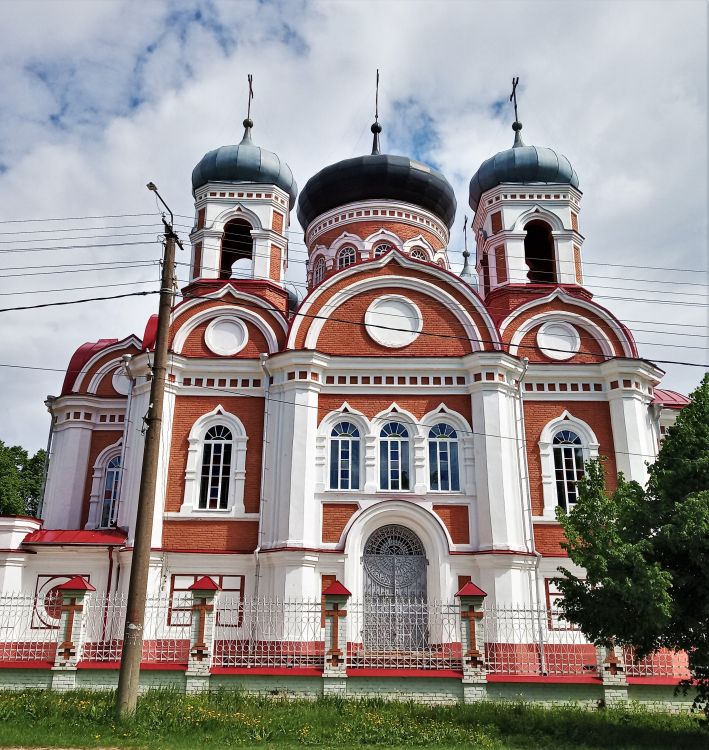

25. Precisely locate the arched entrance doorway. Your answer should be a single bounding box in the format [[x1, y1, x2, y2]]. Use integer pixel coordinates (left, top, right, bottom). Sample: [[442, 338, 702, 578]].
[[362, 524, 428, 649]]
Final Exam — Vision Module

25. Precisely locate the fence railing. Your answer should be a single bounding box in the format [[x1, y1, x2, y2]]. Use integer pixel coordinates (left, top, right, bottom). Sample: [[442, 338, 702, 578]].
[[0, 591, 692, 680]]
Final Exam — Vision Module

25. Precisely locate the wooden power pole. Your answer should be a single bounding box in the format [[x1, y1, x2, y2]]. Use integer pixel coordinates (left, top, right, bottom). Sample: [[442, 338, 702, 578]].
[[116, 183, 179, 718]]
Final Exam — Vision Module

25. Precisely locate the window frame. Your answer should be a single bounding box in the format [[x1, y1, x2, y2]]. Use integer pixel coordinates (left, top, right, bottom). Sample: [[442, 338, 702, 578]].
[[379, 422, 411, 491], [98, 454, 122, 528], [199, 425, 234, 511], [337, 245, 357, 269], [329, 421, 361, 491], [312, 256, 326, 285], [428, 423, 461, 492]]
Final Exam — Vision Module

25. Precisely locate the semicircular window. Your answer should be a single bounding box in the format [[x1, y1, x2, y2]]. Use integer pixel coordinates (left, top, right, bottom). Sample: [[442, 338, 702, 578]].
[[553, 430, 584, 512], [199, 425, 233, 510], [337, 245, 357, 269]]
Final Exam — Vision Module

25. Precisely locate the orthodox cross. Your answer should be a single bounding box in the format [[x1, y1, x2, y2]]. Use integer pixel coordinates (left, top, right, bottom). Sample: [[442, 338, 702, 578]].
[[58, 596, 83, 661], [374, 68, 380, 124], [463, 215, 469, 255], [191, 596, 214, 661], [246, 73, 254, 121], [461, 606, 484, 667], [325, 601, 347, 666], [509, 76, 520, 122]]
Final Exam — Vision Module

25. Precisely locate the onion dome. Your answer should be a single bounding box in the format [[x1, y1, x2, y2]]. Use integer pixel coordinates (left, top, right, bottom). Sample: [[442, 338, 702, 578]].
[[191, 119, 298, 209], [297, 122, 457, 231], [468, 122, 579, 211]]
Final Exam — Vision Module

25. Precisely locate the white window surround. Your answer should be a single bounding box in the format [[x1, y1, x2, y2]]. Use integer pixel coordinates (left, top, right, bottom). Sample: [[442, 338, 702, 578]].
[[316, 404, 369, 494], [363, 228, 403, 257], [537, 412, 599, 521], [179, 405, 249, 518], [421, 407, 474, 495], [85, 440, 123, 530]]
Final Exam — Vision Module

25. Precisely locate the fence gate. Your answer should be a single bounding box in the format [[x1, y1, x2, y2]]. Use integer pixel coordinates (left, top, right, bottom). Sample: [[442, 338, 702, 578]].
[[362, 524, 428, 650]]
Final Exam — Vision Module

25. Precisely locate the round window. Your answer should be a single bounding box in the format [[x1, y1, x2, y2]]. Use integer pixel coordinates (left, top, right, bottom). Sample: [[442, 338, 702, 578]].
[[364, 295, 423, 348], [205, 317, 249, 356], [536, 321, 580, 360]]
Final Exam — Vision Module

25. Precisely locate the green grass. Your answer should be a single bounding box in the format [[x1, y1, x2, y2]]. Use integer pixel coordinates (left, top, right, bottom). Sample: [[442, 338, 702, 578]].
[[0, 689, 705, 749]]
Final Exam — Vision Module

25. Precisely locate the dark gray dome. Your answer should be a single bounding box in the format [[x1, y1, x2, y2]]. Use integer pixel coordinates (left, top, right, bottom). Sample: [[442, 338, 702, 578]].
[[469, 124, 579, 211], [192, 121, 298, 209], [297, 152, 457, 231]]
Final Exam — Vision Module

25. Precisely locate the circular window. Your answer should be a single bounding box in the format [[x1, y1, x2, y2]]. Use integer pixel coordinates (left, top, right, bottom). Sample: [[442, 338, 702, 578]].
[[364, 295, 422, 348], [205, 317, 249, 356], [112, 368, 131, 396], [536, 320, 580, 360]]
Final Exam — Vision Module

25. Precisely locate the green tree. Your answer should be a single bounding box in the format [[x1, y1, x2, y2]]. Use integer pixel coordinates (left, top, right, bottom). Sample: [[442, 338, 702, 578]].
[[0, 440, 47, 517], [555, 374, 709, 708]]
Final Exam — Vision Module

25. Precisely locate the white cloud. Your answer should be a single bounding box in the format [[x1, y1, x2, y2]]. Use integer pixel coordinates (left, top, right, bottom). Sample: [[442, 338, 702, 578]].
[[0, 0, 706, 451]]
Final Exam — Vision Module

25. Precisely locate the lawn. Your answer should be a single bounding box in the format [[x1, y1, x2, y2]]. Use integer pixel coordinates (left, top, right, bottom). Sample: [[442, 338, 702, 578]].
[[0, 690, 705, 749]]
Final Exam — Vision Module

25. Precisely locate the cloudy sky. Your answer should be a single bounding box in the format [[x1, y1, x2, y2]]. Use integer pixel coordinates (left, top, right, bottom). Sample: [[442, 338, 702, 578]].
[[1, 0, 707, 452]]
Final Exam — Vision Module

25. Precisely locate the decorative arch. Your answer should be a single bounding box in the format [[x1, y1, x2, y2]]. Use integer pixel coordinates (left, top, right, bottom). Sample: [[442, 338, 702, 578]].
[[420, 405, 474, 495], [179, 405, 249, 517], [341, 500, 454, 603], [212, 204, 263, 233], [538, 411, 600, 519], [316, 403, 370, 493], [329, 231, 365, 258], [402, 235, 435, 258], [363, 228, 404, 256], [85, 438, 123, 530], [511, 205, 565, 233]]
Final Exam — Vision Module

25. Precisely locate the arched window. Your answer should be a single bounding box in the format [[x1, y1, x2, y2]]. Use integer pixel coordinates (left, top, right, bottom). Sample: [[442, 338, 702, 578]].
[[373, 243, 393, 257], [553, 430, 584, 511], [199, 425, 233, 510], [329, 422, 360, 490], [410, 247, 428, 261], [379, 422, 410, 491], [312, 256, 326, 286], [436, 258, 446, 268], [428, 424, 460, 491], [220, 219, 253, 278], [99, 455, 121, 528], [524, 220, 556, 283], [337, 245, 357, 269]]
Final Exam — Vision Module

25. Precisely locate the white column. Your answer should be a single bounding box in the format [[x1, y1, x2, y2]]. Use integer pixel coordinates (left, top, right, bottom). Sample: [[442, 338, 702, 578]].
[[607, 389, 657, 485]]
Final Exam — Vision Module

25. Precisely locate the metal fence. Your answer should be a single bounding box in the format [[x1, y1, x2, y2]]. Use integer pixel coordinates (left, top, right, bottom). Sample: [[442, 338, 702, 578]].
[[0, 592, 693, 679]]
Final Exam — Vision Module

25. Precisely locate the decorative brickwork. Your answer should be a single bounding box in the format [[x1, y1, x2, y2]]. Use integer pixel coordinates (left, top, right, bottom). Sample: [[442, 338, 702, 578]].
[[162, 520, 259, 552], [272, 210, 284, 234], [494, 245, 507, 284], [491, 211, 503, 234], [432, 505, 470, 544], [269, 244, 282, 281], [193, 241, 202, 279], [322, 503, 359, 543], [317, 395, 473, 425]]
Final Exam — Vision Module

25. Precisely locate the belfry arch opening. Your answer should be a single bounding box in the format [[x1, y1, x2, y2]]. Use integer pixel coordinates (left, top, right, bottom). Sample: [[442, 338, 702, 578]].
[[220, 219, 253, 279], [524, 220, 556, 283]]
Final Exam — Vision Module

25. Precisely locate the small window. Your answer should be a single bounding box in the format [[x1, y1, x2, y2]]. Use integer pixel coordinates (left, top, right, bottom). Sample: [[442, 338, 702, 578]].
[[373, 243, 393, 257], [553, 430, 584, 511], [379, 422, 410, 491], [410, 247, 428, 261], [312, 257, 326, 285], [524, 220, 556, 283], [329, 422, 360, 490], [199, 425, 233, 510], [220, 219, 253, 278], [428, 424, 460, 491], [99, 455, 121, 528], [337, 246, 357, 269]]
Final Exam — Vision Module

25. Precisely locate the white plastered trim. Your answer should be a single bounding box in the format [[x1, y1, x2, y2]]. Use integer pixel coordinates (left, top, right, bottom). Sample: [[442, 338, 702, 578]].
[[509, 311, 614, 359], [172, 304, 280, 355], [289, 251, 498, 349], [210, 204, 262, 232], [363, 228, 404, 254], [537, 411, 600, 520], [402, 235, 435, 259], [511, 205, 565, 232], [72, 335, 141, 393], [329, 231, 366, 257], [86, 357, 123, 395], [499, 288, 634, 357], [180, 405, 249, 517]]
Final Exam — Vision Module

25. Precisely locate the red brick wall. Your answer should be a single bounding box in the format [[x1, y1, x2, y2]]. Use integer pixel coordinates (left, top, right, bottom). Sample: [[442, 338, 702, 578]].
[[193, 241, 202, 279], [81, 430, 123, 527], [523, 400, 617, 516], [322, 503, 359, 543], [491, 211, 503, 234], [317, 394, 472, 425], [179, 318, 270, 358], [272, 210, 284, 234], [269, 244, 282, 282], [517, 323, 606, 364], [314, 220, 443, 251], [495, 245, 507, 284], [432, 504, 470, 544], [533, 523, 567, 556], [164, 395, 264, 515], [162, 520, 258, 552]]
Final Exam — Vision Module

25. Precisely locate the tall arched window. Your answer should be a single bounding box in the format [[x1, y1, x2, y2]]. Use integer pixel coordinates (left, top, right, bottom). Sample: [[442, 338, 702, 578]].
[[199, 425, 233, 510], [329, 422, 360, 490], [410, 247, 428, 261], [524, 220, 556, 283], [220, 219, 253, 278], [428, 424, 460, 492], [337, 245, 357, 269], [553, 429, 584, 511], [379, 422, 410, 491], [373, 243, 393, 257], [312, 256, 326, 286], [99, 455, 121, 528]]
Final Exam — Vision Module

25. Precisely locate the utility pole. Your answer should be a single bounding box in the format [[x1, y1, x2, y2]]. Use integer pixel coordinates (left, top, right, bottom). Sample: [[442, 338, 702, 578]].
[[116, 183, 180, 718]]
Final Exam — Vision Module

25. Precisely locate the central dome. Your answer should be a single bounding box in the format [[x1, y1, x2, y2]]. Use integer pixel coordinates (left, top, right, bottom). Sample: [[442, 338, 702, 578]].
[[297, 126, 456, 230]]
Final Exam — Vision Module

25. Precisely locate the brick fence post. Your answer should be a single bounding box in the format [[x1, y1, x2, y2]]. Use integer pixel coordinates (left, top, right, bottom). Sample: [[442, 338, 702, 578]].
[[456, 581, 488, 703], [322, 580, 351, 697], [599, 642, 628, 706], [185, 576, 220, 694], [51, 576, 95, 691]]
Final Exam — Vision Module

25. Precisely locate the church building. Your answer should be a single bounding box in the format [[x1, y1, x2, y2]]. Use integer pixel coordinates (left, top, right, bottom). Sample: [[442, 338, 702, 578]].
[[0, 104, 688, 621]]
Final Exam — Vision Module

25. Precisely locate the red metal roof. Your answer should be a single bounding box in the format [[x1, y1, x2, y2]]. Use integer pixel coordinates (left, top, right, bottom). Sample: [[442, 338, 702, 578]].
[[23, 529, 127, 546], [142, 314, 158, 351], [323, 580, 351, 597], [188, 576, 221, 591], [58, 576, 96, 592], [455, 581, 487, 598], [61, 339, 118, 395], [652, 388, 690, 409]]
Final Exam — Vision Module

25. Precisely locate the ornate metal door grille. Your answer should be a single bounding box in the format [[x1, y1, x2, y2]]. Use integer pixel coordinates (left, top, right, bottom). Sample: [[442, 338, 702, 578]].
[[362, 525, 428, 650]]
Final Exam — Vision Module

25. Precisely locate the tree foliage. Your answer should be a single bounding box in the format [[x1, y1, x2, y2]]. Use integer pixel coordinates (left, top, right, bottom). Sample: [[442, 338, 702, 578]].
[[0, 440, 46, 517], [556, 374, 709, 706]]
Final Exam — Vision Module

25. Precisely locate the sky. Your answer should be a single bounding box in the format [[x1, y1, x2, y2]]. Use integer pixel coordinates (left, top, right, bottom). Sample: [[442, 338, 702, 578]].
[[0, 0, 707, 452]]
